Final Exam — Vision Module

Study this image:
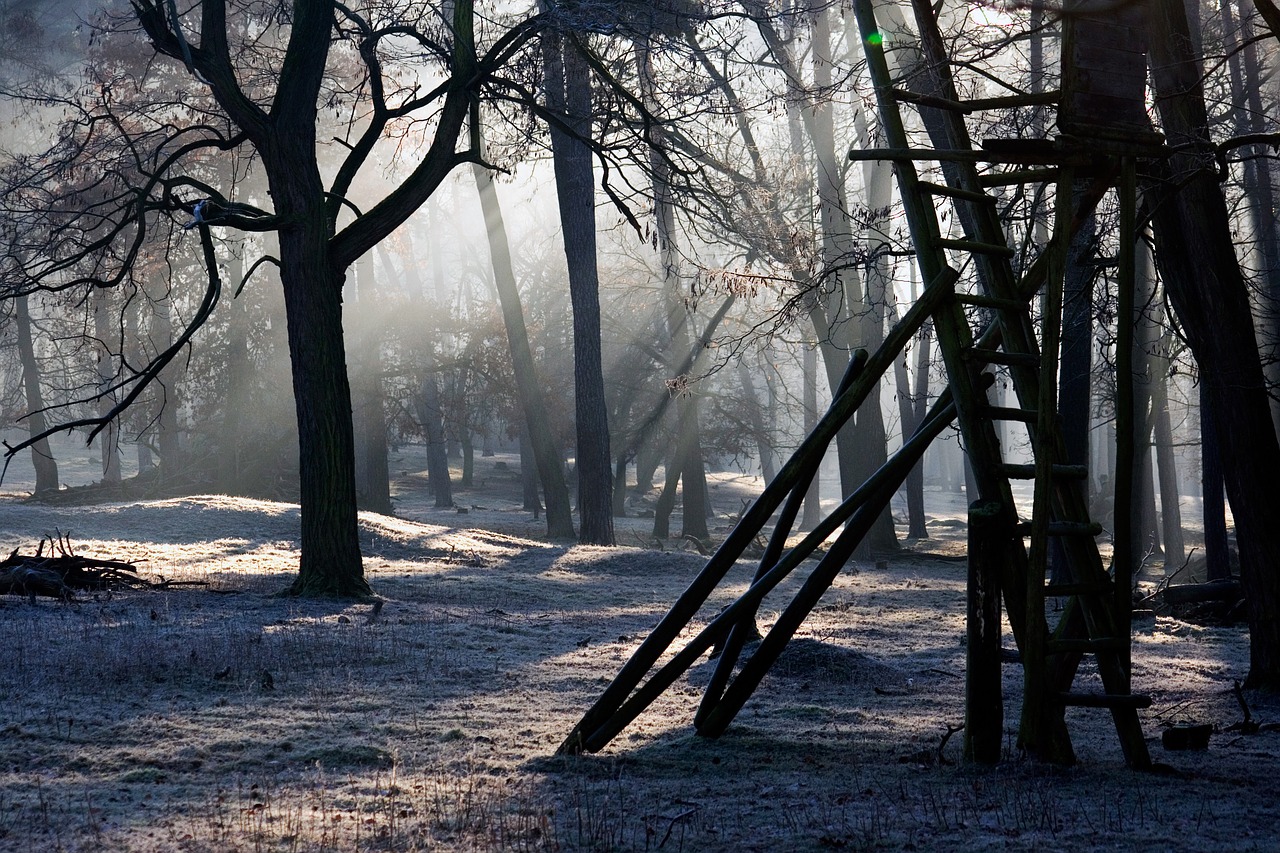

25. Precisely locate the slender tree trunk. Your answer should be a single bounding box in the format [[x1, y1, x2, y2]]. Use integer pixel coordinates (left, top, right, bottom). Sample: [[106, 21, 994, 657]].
[[146, 272, 181, 481], [472, 157, 574, 536], [1153, 369, 1185, 568], [520, 427, 543, 516], [908, 297, 932, 538], [801, 341, 822, 530], [1199, 380, 1231, 582], [545, 31, 614, 546], [220, 243, 250, 493], [1147, 0, 1280, 685], [416, 366, 453, 509], [680, 421, 710, 540], [349, 254, 392, 515], [93, 288, 121, 485], [15, 294, 58, 494], [738, 362, 777, 485], [461, 431, 474, 488]]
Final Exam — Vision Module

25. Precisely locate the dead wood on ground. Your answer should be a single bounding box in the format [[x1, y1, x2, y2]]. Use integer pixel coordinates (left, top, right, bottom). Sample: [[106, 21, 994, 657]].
[[0, 533, 202, 600]]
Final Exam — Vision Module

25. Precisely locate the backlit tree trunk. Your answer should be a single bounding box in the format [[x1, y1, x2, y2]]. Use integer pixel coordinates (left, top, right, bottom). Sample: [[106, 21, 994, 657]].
[[15, 294, 58, 494], [1147, 0, 1280, 685], [545, 30, 614, 546]]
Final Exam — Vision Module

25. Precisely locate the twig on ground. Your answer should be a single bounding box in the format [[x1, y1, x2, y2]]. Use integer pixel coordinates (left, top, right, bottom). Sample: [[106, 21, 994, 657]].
[[937, 722, 965, 766]]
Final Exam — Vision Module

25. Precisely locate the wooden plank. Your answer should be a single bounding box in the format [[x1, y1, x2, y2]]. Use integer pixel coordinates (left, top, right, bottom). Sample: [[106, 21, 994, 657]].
[[1055, 692, 1152, 709]]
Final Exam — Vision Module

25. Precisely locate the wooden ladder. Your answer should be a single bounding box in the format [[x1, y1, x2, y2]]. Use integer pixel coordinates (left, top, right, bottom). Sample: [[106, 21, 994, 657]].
[[851, 0, 1151, 767]]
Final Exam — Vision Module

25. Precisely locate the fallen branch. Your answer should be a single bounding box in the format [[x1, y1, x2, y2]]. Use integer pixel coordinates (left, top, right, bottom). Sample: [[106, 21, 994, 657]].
[[0, 534, 200, 600]]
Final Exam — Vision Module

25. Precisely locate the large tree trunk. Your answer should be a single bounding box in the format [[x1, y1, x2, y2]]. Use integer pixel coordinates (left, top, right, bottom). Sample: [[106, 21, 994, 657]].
[[473, 158, 574, 537], [545, 31, 614, 546], [271, 162, 367, 596], [1221, 0, 1280, 433], [15, 294, 58, 494], [1147, 0, 1280, 685]]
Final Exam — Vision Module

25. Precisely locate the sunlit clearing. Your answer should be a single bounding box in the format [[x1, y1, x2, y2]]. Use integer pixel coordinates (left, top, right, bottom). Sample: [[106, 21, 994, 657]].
[[971, 2, 1017, 26]]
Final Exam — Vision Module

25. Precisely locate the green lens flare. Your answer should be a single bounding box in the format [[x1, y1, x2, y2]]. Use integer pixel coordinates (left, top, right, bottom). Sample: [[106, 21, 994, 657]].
[[867, 32, 883, 46]]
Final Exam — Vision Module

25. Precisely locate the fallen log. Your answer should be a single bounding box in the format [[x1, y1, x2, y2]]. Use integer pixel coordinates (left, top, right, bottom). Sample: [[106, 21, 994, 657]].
[[1162, 579, 1243, 606]]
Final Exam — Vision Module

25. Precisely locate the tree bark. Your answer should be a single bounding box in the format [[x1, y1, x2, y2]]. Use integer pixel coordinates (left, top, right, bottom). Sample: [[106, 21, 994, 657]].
[[1147, 0, 1280, 685], [545, 31, 614, 545]]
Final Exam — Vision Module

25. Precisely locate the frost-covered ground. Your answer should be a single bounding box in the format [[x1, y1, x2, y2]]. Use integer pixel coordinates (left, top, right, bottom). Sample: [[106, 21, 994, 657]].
[[0, 439, 1278, 851]]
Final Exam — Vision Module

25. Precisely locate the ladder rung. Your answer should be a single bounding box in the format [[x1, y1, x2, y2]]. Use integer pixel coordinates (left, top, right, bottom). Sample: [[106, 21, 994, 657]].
[[985, 406, 1038, 423], [1000, 463, 1089, 480], [1016, 520, 1103, 537], [889, 87, 967, 113], [978, 168, 1059, 187], [965, 348, 1040, 368], [1054, 692, 1152, 710], [1045, 637, 1127, 654], [918, 181, 997, 204], [936, 238, 1016, 258], [955, 292, 1026, 311], [1043, 581, 1114, 596]]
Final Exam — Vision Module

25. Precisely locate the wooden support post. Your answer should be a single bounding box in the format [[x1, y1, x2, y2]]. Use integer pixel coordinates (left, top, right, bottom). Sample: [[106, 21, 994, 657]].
[[1020, 163, 1075, 764], [1114, 155, 1138, 688], [966, 500, 1007, 764]]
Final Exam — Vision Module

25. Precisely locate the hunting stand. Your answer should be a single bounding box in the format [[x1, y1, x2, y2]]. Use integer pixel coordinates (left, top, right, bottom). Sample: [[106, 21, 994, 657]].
[[561, 0, 1163, 767]]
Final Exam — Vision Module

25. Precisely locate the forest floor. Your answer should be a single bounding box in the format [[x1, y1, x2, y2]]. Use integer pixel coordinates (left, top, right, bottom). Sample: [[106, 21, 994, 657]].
[[0, 443, 1278, 851]]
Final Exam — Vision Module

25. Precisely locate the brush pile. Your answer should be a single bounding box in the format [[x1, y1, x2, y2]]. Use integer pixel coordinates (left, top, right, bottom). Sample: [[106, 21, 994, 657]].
[[0, 534, 170, 600]]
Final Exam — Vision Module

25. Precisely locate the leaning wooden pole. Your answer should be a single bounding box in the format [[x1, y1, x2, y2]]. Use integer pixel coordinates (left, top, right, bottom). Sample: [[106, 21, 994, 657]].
[[573, 385, 970, 754], [695, 376, 994, 739], [558, 267, 959, 754], [695, 352, 869, 728]]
